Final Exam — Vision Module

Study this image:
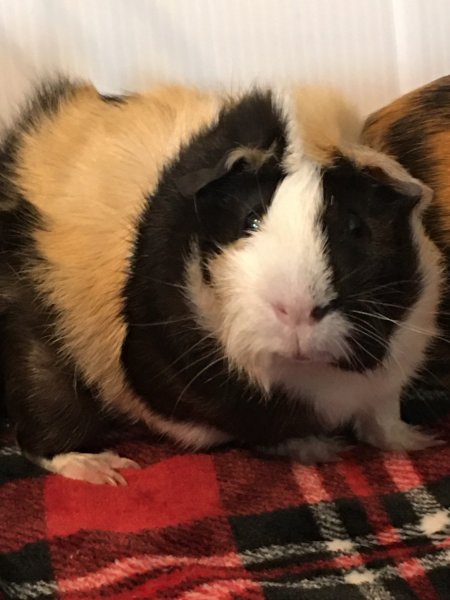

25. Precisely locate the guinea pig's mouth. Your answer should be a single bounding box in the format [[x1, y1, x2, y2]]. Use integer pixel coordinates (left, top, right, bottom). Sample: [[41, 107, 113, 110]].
[[275, 350, 335, 366]]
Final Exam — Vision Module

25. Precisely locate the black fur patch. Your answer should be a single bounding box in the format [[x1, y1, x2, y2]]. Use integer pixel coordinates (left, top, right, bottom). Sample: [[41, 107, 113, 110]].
[[0, 204, 126, 456], [17, 77, 78, 131], [0, 77, 127, 457], [196, 156, 283, 282], [122, 91, 331, 444], [321, 156, 422, 371]]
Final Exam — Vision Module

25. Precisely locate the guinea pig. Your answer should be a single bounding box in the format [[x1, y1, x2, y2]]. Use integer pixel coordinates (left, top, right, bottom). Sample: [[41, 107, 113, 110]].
[[363, 75, 450, 393], [0, 77, 442, 484]]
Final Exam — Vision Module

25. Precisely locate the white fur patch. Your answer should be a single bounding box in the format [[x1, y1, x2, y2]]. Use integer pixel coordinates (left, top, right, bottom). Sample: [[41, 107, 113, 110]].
[[142, 412, 232, 450]]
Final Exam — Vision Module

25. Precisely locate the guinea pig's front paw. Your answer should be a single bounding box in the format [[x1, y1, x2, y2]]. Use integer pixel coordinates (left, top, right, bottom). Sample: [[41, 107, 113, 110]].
[[258, 435, 346, 464], [359, 419, 444, 452], [39, 451, 141, 485]]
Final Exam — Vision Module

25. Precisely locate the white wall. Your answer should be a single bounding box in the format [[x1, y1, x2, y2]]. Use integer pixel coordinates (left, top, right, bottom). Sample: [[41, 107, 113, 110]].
[[0, 0, 449, 129]]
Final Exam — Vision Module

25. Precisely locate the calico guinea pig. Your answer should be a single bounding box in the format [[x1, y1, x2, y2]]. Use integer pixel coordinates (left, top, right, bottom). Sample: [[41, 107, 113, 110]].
[[363, 75, 450, 393], [0, 78, 443, 484]]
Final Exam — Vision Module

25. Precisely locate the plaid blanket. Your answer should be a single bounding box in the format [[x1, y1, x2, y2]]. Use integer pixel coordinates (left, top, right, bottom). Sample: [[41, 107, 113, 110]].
[[1, 388, 449, 600]]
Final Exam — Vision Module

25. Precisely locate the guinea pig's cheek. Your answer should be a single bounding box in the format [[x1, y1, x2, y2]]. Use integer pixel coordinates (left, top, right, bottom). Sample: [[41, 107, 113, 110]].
[[314, 313, 352, 360], [208, 250, 280, 365]]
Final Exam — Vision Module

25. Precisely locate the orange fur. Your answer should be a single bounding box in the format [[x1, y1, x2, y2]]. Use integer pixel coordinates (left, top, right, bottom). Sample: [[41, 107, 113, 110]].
[[287, 85, 362, 166], [14, 83, 222, 417], [363, 75, 450, 231]]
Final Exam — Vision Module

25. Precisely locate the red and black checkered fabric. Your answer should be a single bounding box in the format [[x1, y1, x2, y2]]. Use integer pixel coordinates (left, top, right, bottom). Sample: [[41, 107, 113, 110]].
[[1, 389, 450, 600]]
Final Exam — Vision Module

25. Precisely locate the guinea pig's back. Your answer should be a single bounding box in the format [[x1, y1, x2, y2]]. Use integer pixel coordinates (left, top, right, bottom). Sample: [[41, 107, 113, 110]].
[[1, 79, 222, 407], [363, 75, 450, 233]]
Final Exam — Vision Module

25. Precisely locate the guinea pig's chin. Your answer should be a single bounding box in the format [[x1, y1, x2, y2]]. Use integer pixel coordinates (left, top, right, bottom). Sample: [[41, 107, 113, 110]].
[[224, 320, 348, 390], [237, 347, 337, 393], [273, 350, 336, 366]]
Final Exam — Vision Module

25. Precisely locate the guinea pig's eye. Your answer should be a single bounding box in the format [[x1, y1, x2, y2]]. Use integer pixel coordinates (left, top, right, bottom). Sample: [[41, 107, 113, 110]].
[[347, 211, 364, 237], [244, 212, 262, 234]]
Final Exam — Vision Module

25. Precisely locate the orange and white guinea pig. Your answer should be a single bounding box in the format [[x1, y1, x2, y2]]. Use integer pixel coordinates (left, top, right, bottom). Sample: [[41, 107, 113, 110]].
[[363, 75, 450, 392], [0, 77, 442, 485]]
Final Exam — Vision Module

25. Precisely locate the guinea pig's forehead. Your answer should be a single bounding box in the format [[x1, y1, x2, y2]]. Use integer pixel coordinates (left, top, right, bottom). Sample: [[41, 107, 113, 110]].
[[321, 160, 373, 203]]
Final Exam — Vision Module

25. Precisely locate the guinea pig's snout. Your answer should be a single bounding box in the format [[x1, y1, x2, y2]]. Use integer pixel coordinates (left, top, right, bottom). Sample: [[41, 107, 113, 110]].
[[272, 300, 334, 327]]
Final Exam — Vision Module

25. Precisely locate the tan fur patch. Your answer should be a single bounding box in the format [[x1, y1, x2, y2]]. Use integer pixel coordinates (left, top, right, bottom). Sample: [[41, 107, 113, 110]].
[[14, 83, 223, 419], [289, 85, 362, 165]]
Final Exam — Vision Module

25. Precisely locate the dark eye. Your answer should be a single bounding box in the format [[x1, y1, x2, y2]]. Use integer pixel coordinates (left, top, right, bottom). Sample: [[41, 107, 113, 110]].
[[347, 211, 364, 237], [244, 212, 262, 234]]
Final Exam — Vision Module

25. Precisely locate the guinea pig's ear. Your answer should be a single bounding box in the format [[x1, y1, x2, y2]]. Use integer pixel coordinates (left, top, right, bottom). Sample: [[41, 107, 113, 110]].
[[175, 144, 275, 198], [351, 146, 432, 211], [174, 155, 231, 198]]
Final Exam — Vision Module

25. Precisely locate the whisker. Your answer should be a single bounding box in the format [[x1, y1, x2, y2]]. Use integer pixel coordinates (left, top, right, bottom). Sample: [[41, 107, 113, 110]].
[[355, 323, 407, 378], [334, 337, 360, 369], [141, 276, 187, 292], [337, 264, 369, 287], [357, 298, 409, 311], [412, 364, 450, 391], [160, 341, 222, 385], [345, 279, 419, 301], [350, 309, 450, 346], [358, 298, 450, 319], [352, 308, 426, 334], [346, 335, 381, 370], [174, 354, 226, 407], [350, 321, 390, 351], [130, 316, 194, 327]]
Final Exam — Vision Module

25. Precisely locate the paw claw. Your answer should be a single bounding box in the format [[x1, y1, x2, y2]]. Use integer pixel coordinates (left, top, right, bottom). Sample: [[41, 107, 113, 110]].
[[40, 451, 139, 484], [112, 471, 128, 486], [101, 452, 141, 470]]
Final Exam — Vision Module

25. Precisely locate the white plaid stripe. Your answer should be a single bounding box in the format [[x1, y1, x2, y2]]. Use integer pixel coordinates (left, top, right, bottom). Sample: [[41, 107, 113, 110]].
[[0, 446, 20, 457], [0, 581, 57, 599], [259, 547, 450, 593]]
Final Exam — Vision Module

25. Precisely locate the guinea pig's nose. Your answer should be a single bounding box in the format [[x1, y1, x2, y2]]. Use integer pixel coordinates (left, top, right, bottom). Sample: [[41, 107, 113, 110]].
[[273, 300, 337, 326], [273, 303, 291, 324], [272, 302, 314, 326]]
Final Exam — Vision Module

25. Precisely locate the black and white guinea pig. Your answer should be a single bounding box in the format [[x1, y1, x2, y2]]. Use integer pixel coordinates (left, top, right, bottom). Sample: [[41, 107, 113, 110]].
[[0, 77, 443, 485]]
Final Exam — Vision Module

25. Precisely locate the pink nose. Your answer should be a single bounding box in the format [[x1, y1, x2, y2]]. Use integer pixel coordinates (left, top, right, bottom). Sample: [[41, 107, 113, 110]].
[[273, 302, 311, 326], [273, 302, 333, 325]]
